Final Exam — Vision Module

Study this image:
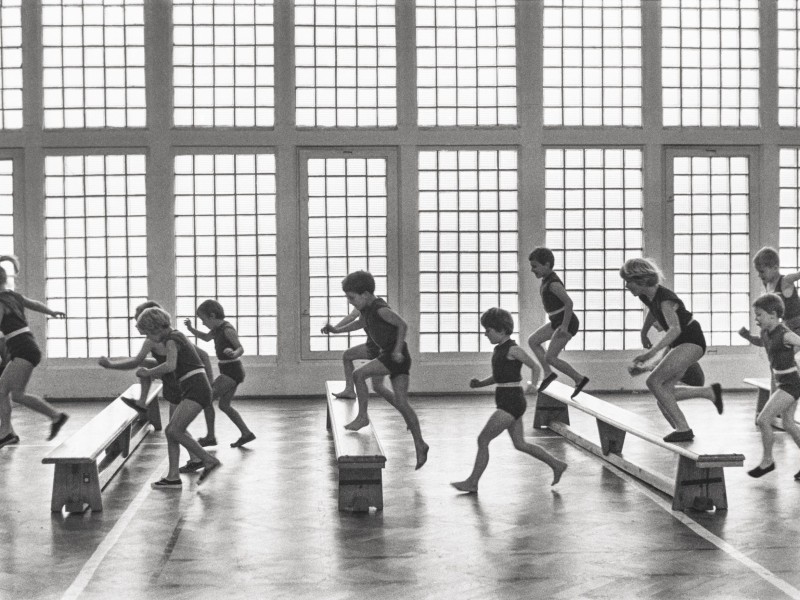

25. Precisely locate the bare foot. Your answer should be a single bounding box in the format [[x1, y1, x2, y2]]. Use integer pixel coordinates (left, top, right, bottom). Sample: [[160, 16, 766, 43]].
[[551, 462, 567, 486], [344, 415, 369, 431], [415, 442, 430, 470], [333, 389, 356, 399], [450, 481, 478, 494]]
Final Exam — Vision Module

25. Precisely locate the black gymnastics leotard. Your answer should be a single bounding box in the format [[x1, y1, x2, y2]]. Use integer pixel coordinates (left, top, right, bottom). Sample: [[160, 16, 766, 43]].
[[213, 320, 245, 385], [639, 286, 706, 352], [492, 339, 526, 420], [0, 290, 41, 366], [762, 323, 800, 400], [540, 272, 579, 336], [361, 297, 411, 379]]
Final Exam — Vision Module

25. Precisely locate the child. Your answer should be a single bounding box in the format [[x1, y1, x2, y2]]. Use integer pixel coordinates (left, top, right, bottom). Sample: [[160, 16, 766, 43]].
[[320, 307, 380, 399], [752, 247, 800, 334], [323, 270, 429, 469], [527, 247, 589, 398], [451, 308, 567, 493], [620, 258, 723, 442], [0, 255, 68, 449], [184, 300, 255, 448], [739, 294, 800, 478], [100, 307, 220, 488], [628, 318, 706, 386]]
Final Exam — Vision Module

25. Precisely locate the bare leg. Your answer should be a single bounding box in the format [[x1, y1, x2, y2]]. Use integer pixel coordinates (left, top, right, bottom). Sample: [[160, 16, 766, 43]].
[[646, 344, 704, 432], [164, 400, 220, 480], [376, 374, 428, 469], [527, 325, 554, 379], [0, 360, 65, 440], [507, 418, 567, 484], [451, 409, 515, 492], [168, 402, 200, 463], [347, 358, 390, 430], [335, 344, 373, 398], [756, 390, 796, 468], [545, 330, 587, 387]]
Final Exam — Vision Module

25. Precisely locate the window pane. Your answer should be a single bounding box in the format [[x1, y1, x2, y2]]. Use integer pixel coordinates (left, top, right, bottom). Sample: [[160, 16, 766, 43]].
[[778, 0, 800, 126], [0, 0, 22, 129], [779, 148, 800, 271], [0, 160, 15, 259]]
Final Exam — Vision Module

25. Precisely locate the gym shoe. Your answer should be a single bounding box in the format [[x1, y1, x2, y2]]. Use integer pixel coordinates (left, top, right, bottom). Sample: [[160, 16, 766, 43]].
[[663, 429, 694, 443], [178, 460, 204, 474], [0, 433, 20, 449], [711, 383, 724, 415], [748, 463, 775, 478], [198, 435, 217, 447], [48, 413, 69, 441], [151, 478, 182, 489], [230, 432, 256, 448]]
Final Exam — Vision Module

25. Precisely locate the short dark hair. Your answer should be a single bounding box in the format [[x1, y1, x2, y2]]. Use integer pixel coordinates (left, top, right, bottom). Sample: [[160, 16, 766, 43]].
[[480, 307, 514, 335], [754, 293, 785, 319], [528, 247, 554, 268], [197, 299, 225, 319], [341, 270, 375, 294], [754, 246, 780, 269]]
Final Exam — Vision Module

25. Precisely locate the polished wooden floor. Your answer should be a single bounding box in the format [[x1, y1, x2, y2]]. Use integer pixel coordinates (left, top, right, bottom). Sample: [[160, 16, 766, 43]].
[[4, 388, 800, 599]]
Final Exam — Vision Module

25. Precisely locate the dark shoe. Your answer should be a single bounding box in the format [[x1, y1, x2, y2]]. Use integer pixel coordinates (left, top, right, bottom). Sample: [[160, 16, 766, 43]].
[[178, 460, 204, 474], [48, 413, 69, 441], [571, 376, 590, 398], [198, 461, 221, 483], [230, 432, 256, 448], [120, 397, 147, 417], [748, 463, 775, 478], [0, 433, 20, 449], [151, 478, 182, 489], [198, 435, 217, 447], [538, 373, 557, 393], [794, 469, 800, 481], [663, 429, 694, 443], [711, 383, 724, 415]]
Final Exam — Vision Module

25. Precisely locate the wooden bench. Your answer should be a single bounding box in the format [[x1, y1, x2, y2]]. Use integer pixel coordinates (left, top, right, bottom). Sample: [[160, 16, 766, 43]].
[[42, 382, 162, 513], [325, 381, 386, 512], [534, 381, 745, 511], [742, 377, 799, 430]]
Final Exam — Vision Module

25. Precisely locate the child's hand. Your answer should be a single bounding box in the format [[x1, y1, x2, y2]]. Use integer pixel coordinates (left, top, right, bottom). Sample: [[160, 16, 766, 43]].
[[223, 348, 236, 358], [51, 311, 66, 319], [392, 350, 404, 363], [98, 356, 110, 368], [627, 362, 647, 377], [640, 335, 652, 349], [320, 323, 334, 334], [135, 367, 149, 378], [738, 326, 750, 338], [183, 318, 192, 328], [634, 352, 652, 365], [469, 378, 482, 388]]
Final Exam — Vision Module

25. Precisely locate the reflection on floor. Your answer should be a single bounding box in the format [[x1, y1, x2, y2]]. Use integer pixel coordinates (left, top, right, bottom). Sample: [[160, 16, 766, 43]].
[[2, 390, 800, 599]]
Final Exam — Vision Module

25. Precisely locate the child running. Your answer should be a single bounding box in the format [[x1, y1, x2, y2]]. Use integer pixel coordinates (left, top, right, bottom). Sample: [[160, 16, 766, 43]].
[[451, 307, 567, 493], [184, 300, 255, 448], [99, 307, 220, 488], [620, 257, 723, 442], [752, 247, 800, 334], [739, 294, 800, 478], [321, 307, 380, 399], [0, 255, 68, 449], [323, 270, 428, 469], [527, 247, 589, 398]]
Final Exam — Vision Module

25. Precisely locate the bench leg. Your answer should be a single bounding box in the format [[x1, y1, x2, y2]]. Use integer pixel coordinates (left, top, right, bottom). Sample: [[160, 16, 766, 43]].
[[672, 456, 727, 512], [596, 419, 626, 455], [338, 467, 383, 512], [326, 403, 331, 431], [533, 392, 570, 429], [51, 463, 103, 513], [147, 397, 162, 431]]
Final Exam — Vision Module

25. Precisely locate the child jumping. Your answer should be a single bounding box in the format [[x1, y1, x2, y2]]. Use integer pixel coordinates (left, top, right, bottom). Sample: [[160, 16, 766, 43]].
[[321, 307, 380, 399], [528, 247, 589, 397], [185, 300, 255, 449], [323, 270, 428, 470], [451, 307, 567, 493], [739, 294, 800, 478]]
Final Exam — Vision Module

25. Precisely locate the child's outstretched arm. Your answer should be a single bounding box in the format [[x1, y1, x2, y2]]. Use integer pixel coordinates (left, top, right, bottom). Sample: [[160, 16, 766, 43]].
[[183, 318, 214, 341], [641, 311, 656, 348], [784, 330, 800, 351], [19, 295, 65, 318], [136, 340, 178, 379], [738, 326, 763, 346], [222, 326, 244, 359], [783, 270, 800, 289], [548, 282, 574, 336], [634, 301, 681, 364], [469, 374, 494, 388], [98, 340, 152, 370], [376, 307, 407, 362], [324, 314, 365, 334], [508, 344, 541, 386]]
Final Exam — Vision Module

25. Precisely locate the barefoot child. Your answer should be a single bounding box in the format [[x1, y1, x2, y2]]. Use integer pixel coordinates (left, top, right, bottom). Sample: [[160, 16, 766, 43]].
[[451, 308, 567, 493], [739, 294, 800, 478], [185, 300, 255, 448], [321, 307, 380, 399], [323, 270, 429, 469], [527, 247, 589, 398]]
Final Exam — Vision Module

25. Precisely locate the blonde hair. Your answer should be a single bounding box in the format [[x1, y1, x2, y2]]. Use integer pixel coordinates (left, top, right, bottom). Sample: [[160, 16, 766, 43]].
[[0, 255, 20, 285], [619, 257, 663, 287], [136, 307, 172, 334]]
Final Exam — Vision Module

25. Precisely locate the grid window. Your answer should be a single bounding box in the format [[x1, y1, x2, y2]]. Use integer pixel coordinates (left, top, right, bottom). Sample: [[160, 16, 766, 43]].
[[44, 154, 148, 358], [0, 0, 22, 129], [41, 0, 146, 129], [662, 0, 759, 127], [295, 0, 397, 127], [672, 156, 750, 346], [544, 148, 643, 350], [308, 157, 387, 352], [416, 0, 517, 127], [542, 0, 642, 127], [418, 149, 518, 353], [778, 1, 800, 126], [173, 0, 275, 127], [779, 148, 800, 271], [0, 160, 13, 256], [175, 154, 277, 356]]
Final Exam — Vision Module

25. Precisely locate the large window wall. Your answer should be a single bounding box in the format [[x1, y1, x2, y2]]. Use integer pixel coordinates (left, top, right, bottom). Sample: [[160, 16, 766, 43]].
[[0, 1, 795, 396]]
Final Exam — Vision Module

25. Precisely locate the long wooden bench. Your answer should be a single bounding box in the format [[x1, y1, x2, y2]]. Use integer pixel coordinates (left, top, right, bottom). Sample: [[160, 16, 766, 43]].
[[743, 377, 799, 430], [42, 382, 162, 513], [325, 381, 386, 512], [534, 381, 745, 511]]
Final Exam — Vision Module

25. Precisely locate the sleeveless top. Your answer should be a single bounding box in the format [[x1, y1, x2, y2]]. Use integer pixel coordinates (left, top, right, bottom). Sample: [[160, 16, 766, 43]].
[[639, 286, 694, 333], [151, 331, 205, 380], [212, 321, 239, 360], [540, 272, 567, 316], [361, 298, 398, 352], [777, 275, 800, 323], [761, 323, 796, 373], [0, 290, 28, 335], [491, 339, 523, 384]]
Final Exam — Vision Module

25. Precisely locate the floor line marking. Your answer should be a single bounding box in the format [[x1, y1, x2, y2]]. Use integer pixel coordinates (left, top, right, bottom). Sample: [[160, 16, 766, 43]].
[[60, 456, 168, 600]]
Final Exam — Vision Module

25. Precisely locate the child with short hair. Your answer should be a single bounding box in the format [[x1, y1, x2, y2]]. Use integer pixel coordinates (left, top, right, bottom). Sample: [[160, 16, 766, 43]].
[[451, 307, 567, 493], [739, 294, 800, 478], [528, 247, 589, 398], [321, 307, 380, 399], [323, 270, 429, 470], [185, 300, 255, 449], [752, 247, 800, 334]]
